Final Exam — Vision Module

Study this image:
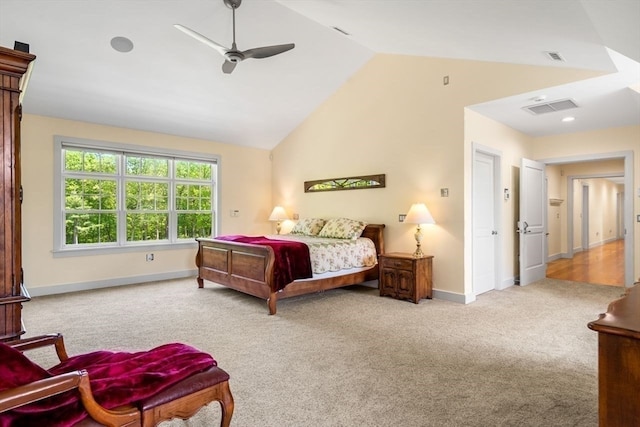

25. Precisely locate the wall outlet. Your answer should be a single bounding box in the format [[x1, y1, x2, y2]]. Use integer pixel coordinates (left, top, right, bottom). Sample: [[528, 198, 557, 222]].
[[293, 213, 299, 220], [441, 188, 449, 197], [230, 209, 240, 217], [398, 214, 406, 223], [146, 253, 154, 262]]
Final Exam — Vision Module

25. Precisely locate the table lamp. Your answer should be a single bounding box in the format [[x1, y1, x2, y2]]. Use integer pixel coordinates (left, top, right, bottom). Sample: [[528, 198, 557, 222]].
[[404, 203, 435, 257], [268, 206, 289, 234]]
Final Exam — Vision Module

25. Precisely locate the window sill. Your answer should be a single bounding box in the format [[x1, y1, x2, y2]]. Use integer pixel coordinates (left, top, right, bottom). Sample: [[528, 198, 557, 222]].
[[52, 241, 198, 258]]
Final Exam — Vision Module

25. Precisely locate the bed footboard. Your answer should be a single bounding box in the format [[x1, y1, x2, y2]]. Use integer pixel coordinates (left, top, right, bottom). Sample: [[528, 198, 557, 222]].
[[196, 238, 276, 301]]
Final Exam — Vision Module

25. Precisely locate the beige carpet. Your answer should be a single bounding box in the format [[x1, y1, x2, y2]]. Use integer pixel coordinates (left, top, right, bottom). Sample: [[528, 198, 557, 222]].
[[23, 278, 625, 426]]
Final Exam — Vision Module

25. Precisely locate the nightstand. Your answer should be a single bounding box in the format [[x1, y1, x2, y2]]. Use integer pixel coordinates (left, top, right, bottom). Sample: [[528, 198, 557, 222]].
[[379, 252, 433, 303]]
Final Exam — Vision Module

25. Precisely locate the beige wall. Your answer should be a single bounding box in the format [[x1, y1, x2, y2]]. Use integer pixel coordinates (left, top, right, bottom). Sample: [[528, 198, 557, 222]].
[[546, 164, 563, 258], [21, 115, 271, 293], [272, 54, 600, 301]]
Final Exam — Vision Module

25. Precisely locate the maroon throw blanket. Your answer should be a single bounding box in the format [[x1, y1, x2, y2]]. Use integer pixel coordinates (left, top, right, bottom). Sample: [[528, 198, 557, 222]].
[[0, 342, 215, 427], [216, 235, 312, 291]]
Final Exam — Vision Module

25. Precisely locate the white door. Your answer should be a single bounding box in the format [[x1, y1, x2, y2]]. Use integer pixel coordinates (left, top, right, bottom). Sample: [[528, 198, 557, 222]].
[[473, 151, 497, 295], [519, 158, 546, 286]]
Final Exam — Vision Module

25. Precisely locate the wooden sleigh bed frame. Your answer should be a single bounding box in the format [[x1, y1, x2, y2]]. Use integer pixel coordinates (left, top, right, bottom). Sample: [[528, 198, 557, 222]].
[[195, 224, 385, 314]]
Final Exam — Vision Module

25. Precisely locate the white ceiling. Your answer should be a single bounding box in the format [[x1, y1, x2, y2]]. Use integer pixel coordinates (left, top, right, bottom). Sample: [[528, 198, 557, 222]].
[[1, 0, 638, 150]]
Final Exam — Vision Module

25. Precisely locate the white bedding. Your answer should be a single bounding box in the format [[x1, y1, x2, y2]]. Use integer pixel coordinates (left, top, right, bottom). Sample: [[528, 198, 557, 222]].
[[266, 234, 378, 274]]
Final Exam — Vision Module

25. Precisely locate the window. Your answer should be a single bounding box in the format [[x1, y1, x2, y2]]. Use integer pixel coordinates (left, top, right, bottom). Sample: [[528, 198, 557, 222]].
[[54, 137, 218, 255]]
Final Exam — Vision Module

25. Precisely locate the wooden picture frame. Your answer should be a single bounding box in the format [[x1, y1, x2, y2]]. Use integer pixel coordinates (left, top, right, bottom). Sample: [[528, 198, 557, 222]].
[[304, 174, 386, 193]]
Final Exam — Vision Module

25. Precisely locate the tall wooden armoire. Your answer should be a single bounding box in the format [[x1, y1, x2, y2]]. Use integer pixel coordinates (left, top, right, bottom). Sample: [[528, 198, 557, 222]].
[[0, 46, 36, 341]]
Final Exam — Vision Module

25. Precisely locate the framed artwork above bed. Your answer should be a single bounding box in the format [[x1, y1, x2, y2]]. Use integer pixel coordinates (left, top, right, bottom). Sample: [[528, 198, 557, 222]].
[[304, 174, 385, 193]]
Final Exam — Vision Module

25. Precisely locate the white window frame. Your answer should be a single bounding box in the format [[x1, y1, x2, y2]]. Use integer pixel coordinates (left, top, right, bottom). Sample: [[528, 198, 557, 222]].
[[53, 136, 219, 257]]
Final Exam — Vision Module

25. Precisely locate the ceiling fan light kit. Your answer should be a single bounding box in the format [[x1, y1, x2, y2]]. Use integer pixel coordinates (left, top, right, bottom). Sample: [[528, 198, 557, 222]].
[[175, 0, 295, 74]]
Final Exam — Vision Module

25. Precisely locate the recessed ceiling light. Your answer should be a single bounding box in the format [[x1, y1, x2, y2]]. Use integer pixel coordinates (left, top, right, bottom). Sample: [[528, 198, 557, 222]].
[[110, 36, 134, 53], [530, 95, 546, 102], [562, 116, 575, 122]]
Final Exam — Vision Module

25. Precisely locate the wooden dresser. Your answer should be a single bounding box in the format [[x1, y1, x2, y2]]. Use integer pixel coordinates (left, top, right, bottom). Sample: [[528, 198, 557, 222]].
[[0, 46, 36, 341], [587, 284, 640, 426]]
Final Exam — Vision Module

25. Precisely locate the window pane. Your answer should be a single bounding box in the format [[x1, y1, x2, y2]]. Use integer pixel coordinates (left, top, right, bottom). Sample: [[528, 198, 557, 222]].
[[177, 213, 212, 239], [64, 149, 116, 173], [126, 181, 168, 210], [126, 213, 169, 241], [65, 213, 117, 244], [65, 178, 117, 210], [126, 155, 168, 177], [175, 184, 211, 211], [175, 160, 212, 180]]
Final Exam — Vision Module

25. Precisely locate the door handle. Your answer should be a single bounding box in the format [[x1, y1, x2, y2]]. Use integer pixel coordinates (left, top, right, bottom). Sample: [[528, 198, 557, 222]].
[[522, 221, 529, 234]]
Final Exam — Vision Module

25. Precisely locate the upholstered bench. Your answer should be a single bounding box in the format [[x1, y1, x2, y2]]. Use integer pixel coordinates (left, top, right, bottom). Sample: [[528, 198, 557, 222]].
[[0, 334, 234, 427]]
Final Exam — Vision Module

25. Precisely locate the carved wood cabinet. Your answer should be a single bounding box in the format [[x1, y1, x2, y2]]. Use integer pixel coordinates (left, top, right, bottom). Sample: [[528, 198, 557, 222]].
[[0, 46, 36, 341], [379, 253, 433, 303]]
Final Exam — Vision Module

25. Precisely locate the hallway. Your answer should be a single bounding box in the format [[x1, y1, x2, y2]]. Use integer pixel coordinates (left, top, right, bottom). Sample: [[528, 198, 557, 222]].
[[546, 239, 624, 287]]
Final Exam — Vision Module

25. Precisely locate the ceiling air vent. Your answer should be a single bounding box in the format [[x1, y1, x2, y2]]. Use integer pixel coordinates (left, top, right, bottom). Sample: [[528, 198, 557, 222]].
[[332, 26, 351, 36], [523, 98, 579, 115], [545, 51, 565, 62]]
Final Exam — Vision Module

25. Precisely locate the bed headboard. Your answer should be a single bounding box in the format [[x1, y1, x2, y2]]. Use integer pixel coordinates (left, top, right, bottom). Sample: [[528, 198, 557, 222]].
[[362, 224, 385, 256]]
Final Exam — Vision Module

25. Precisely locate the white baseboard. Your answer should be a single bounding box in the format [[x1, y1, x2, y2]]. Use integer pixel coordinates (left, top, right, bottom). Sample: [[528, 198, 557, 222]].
[[26, 270, 198, 297], [432, 289, 475, 304], [547, 253, 563, 262]]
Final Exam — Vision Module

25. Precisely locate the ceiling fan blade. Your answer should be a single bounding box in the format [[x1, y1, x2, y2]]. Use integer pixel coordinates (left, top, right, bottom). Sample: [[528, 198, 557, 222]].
[[174, 24, 229, 57], [241, 43, 295, 59], [222, 60, 237, 74]]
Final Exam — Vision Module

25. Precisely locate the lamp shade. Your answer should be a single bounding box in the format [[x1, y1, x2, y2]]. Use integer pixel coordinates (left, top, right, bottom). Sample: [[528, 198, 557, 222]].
[[404, 203, 435, 225], [268, 206, 289, 221]]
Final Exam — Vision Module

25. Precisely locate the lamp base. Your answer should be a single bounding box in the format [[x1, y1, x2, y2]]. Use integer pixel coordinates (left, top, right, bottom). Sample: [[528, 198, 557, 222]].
[[412, 225, 424, 258]]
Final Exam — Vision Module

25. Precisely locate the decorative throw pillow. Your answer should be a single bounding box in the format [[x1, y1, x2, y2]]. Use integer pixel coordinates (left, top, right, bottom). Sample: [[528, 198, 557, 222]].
[[318, 218, 367, 240], [290, 218, 326, 236]]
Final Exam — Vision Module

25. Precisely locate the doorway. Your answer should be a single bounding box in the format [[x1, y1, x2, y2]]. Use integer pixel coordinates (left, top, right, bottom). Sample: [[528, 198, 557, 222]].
[[542, 152, 632, 287]]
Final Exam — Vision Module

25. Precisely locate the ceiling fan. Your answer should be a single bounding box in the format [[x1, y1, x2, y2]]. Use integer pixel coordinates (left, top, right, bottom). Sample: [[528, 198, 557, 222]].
[[175, 0, 295, 74]]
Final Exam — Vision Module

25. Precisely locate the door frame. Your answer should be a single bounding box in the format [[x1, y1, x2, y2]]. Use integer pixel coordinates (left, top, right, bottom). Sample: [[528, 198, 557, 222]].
[[581, 184, 589, 251], [540, 151, 634, 287], [471, 143, 504, 293]]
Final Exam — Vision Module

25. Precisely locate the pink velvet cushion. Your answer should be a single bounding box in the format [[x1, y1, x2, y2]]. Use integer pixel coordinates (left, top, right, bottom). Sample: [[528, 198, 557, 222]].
[[1, 342, 216, 427]]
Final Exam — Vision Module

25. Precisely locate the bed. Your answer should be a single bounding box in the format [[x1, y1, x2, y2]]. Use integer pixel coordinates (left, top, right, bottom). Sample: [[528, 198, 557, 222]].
[[195, 222, 385, 314]]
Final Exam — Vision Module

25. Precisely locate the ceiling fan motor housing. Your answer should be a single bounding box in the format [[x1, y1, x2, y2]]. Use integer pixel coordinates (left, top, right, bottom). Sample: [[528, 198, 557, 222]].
[[224, 0, 241, 9], [226, 52, 243, 63]]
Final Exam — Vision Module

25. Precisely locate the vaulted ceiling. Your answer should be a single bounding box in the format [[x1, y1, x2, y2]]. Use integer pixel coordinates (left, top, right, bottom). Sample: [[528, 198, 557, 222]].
[[1, 0, 638, 150]]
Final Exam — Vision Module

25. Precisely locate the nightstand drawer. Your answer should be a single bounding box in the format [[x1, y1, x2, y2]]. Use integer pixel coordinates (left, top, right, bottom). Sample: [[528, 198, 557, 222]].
[[380, 257, 414, 271]]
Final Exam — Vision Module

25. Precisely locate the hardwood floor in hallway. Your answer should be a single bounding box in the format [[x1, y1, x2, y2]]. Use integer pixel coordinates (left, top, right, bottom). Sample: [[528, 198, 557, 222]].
[[546, 239, 625, 287]]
